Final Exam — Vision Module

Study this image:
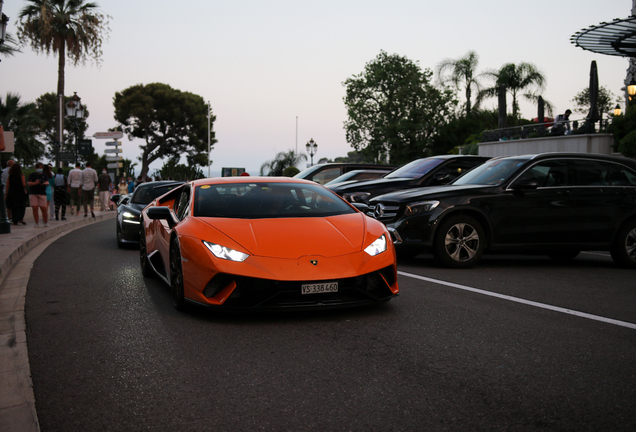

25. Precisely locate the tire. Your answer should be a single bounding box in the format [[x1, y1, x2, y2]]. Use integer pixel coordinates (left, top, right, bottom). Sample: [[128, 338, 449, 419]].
[[610, 221, 636, 269], [170, 237, 187, 311], [548, 250, 580, 262], [433, 215, 485, 269], [116, 221, 124, 249], [139, 220, 153, 277]]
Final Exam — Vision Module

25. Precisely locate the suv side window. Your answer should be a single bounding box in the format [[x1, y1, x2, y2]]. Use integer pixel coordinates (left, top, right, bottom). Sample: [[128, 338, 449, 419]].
[[174, 186, 191, 221], [608, 163, 636, 186], [428, 159, 484, 185], [312, 167, 341, 185], [514, 160, 569, 187]]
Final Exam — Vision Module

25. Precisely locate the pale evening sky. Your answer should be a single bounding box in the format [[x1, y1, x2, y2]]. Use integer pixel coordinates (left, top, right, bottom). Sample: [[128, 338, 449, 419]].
[[0, 0, 632, 177]]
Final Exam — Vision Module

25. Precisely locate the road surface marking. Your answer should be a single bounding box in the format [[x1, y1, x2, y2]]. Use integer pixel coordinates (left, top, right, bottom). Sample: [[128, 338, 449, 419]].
[[398, 271, 636, 330]]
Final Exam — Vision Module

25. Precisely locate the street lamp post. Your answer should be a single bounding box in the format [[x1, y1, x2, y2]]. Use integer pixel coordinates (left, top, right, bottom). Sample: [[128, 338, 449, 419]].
[[306, 138, 318, 166], [0, 2, 11, 234], [65, 92, 84, 165]]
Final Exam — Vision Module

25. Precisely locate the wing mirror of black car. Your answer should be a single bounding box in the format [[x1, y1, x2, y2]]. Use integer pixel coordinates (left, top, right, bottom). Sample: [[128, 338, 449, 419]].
[[512, 178, 539, 190], [146, 206, 176, 228], [110, 194, 120, 205], [432, 172, 451, 184], [351, 202, 369, 213]]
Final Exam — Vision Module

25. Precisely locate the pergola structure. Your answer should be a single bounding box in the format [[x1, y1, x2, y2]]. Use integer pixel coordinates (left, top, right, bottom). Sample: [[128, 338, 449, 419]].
[[571, 16, 636, 58]]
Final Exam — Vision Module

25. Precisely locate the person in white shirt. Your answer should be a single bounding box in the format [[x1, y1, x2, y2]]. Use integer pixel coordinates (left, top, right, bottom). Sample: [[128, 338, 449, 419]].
[[67, 162, 83, 215], [79, 162, 98, 218]]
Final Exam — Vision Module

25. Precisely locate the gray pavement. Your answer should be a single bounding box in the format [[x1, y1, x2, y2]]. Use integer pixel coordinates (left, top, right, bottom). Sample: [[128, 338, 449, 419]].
[[0, 207, 117, 432]]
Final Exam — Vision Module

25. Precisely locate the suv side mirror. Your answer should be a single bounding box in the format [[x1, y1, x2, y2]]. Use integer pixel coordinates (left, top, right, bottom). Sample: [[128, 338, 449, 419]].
[[512, 178, 538, 190], [432, 172, 451, 184], [110, 194, 120, 205]]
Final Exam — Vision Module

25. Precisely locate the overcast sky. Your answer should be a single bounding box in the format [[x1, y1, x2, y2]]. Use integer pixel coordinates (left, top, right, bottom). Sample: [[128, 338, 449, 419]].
[[0, 0, 632, 176]]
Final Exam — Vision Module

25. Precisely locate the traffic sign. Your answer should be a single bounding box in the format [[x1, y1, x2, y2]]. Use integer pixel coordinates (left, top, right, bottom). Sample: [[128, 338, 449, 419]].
[[107, 162, 123, 169], [105, 141, 119, 146], [59, 152, 74, 162], [105, 155, 121, 161], [104, 148, 122, 154], [78, 139, 93, 155], [93, 131, 123, 139]]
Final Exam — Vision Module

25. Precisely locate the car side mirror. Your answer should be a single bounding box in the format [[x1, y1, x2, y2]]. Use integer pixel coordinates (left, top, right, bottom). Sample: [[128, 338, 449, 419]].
[[512, 178, 538, 190], [110, 194, 120, 205], [432, 172, 451, 184], [146, 206, 176, 228], [351, 202, 369, 213]]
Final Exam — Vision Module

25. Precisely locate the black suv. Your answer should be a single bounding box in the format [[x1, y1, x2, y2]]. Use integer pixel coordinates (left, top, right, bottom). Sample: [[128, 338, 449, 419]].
[[294, 163, 395, 185], [328, 155, 490, 204], [366, 153, 636, 268]]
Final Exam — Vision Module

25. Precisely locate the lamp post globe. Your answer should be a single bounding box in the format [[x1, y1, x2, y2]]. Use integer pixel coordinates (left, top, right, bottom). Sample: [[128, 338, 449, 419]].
[[306, 138, 318, 166]]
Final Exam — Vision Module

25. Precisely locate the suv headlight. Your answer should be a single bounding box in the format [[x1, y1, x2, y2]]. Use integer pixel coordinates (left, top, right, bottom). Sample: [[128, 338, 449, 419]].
[[203, 241, 249, 262], [343, 191, 371, 203], [404, 201, 439, 217], [364, 234, 387, 256]]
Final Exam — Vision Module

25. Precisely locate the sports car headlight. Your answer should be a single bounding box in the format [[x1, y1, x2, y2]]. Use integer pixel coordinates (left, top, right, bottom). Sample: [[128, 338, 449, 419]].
[[404, 200, 439, 217], [343, 192, 371, 203], [364, 234, 387, 256], [203, 241, 249, 262], [122, 211, 140, 224]]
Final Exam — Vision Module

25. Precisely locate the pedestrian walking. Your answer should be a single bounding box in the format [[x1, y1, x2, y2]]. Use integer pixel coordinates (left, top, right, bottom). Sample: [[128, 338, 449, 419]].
[[43, 164, 54, 218], [2, 159, 15, 221], [5, 162, 27, 225], [98, 169, 112, 211], [127, 177, 134, 194], [79, 162, 98, 218], [27, 162, 49, 227], [53, 168, 68, 220], [67, 162, 82, 215]]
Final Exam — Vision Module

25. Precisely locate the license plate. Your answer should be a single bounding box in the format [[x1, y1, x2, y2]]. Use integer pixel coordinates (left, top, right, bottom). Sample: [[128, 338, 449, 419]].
[[301, 282, 338, 294]]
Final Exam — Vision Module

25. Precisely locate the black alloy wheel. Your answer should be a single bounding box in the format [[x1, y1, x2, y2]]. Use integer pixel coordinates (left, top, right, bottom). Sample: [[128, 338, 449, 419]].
[[433, 215, 485, 269], [170, 237, 187, 310], [139, 219, 153, 277], [611, 221, 636, 269]]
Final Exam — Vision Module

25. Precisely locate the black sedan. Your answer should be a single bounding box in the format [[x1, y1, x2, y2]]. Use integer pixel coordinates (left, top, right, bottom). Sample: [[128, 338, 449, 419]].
[[111, 181, 183, 247], [366, 153, 636, 268], [328, 155, 490, 204]]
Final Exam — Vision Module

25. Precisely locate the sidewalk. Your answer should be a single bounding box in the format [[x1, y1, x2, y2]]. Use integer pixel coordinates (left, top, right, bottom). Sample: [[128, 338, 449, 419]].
[[0, 207, 117, 432]]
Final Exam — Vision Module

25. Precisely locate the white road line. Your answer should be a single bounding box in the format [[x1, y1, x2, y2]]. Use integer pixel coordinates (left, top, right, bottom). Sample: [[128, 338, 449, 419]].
[[398, 271, 636, 330]]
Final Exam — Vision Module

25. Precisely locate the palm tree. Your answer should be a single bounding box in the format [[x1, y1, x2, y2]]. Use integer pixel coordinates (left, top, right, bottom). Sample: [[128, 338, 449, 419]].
[[260, 150, 307, 176], [0, 34, 22, 58], [478, 62, 546, 118], [0, 93, 45, 166], [17, 0, 110, 143], [436, 50, 485, 116]]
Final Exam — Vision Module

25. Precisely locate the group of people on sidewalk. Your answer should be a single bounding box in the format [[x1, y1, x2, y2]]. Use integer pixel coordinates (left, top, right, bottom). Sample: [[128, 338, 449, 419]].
[[2, 159, 115, 228]]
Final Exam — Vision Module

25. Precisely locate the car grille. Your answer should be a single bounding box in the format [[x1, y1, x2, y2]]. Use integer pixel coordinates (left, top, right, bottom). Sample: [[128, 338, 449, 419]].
[[367, 203, 401, 222], [203, 266, 397, 309]]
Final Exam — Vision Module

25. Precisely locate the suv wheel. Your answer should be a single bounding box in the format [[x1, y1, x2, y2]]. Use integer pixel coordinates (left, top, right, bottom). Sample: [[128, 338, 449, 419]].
[[433, 215, 485, 269], [611, 221, 636, 269]]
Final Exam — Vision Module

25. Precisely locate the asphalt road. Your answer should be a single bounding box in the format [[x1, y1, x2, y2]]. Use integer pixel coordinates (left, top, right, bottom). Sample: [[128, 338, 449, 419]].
[[26, 220, 636, 431]]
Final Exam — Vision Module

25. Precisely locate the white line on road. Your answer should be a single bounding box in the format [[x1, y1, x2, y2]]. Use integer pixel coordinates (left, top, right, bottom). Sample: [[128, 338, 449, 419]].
[[398, 271, 636, 330]]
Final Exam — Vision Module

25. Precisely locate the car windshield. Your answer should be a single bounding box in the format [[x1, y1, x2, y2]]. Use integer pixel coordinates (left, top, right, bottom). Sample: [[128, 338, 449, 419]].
[[384, 158, 443, 179], [452, 158, 528, 186], [193, 182, 356, 218], [131, 183, 182, 205]]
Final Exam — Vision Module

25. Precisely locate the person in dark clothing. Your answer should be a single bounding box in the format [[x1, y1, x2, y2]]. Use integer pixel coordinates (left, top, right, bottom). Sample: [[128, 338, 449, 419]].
[[53, 167, 68, 220], [27, 162, 50, 227], [5, 163, 27, 225]]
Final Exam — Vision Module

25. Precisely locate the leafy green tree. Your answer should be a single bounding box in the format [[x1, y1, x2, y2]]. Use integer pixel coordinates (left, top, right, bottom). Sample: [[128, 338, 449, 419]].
[[35, 92, 90, 162], [282, 166, 300, 177], [260, 150, 307, 176], [0, 93, 45, 166], [431, 108, 499, 155], [0, 34, 22, 58], [120, 158, 137, 179], [17, 0, 110, 143], [157, 159, 204, 181], [571, 86, 619, 121], [436, 50, 485, 117], [343, 51, 456, 165], [113, 83, 216, 179], [479, 62, 546, 118]]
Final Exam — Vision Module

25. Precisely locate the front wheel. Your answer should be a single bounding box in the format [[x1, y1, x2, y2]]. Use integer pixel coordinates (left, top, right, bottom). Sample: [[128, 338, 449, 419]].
[[433, 215, 485, 269], [610, 221, 636, 269], [170, 237, 187, 310]]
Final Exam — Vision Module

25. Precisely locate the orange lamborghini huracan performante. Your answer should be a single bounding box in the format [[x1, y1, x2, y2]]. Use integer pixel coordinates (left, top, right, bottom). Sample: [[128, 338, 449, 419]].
[[140, 177, 399, 310]]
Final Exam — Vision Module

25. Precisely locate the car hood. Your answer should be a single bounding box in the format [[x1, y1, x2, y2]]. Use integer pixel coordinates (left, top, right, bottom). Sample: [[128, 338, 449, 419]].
[[330, 177, 413, 192], [199, 213, 367, 259], [371, 184, 493, 202]]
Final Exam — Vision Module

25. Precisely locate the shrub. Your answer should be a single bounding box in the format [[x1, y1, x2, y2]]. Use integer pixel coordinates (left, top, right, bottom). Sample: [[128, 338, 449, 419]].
[[619, 130, 636, 158]]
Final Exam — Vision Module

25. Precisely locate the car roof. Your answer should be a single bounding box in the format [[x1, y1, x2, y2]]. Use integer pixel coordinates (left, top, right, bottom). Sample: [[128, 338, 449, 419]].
[[191, 176, 319, 187]]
